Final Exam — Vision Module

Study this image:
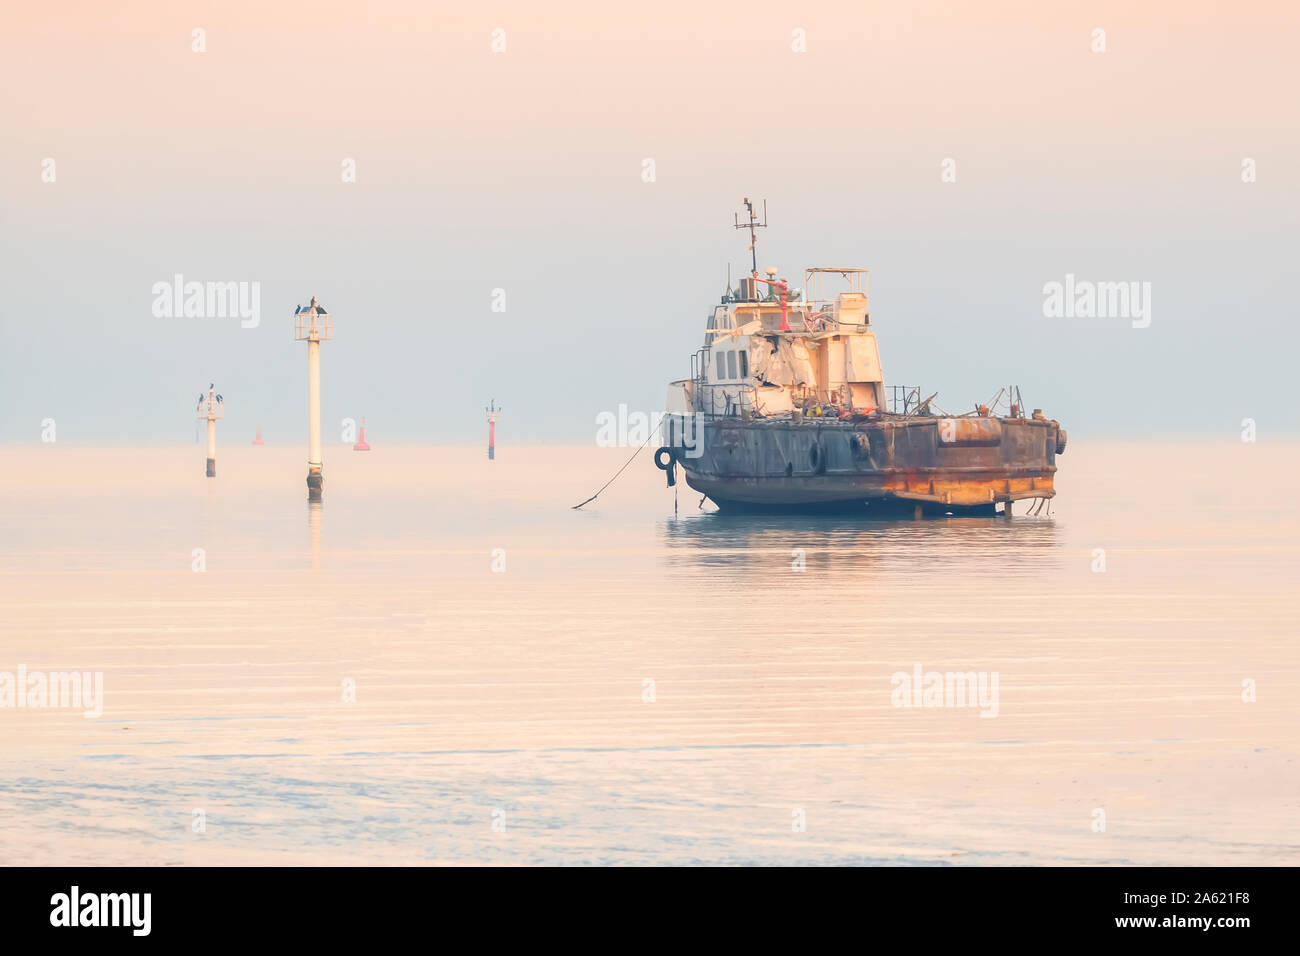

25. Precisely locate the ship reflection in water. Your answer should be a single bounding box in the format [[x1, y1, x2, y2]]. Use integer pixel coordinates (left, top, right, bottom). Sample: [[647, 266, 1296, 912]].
[[660, 511, 1060, 576], [0, 443, 1295, 865]]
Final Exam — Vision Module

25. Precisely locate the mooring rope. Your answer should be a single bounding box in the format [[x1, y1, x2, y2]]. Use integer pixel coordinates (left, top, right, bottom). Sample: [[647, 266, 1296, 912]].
[[571, 421, 663, 510]]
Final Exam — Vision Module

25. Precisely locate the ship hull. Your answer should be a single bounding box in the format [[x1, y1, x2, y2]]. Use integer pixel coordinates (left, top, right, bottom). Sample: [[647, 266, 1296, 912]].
[[662, 415, 1064, 515]]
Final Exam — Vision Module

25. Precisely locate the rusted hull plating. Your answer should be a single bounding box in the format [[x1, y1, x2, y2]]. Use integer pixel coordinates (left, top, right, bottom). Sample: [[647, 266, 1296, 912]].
[[662, 415, 1065, 514]]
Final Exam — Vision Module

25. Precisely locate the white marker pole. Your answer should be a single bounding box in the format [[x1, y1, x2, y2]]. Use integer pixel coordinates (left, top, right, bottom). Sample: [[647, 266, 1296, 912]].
[[307, 336, 322, 493], [296, 297, 331, 500], [206, 409, 217, 477], [200, 385, 222, 477]]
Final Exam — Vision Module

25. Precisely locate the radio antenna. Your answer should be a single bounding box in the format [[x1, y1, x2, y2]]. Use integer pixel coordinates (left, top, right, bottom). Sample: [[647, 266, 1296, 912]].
[[733, 197, 768, 274]]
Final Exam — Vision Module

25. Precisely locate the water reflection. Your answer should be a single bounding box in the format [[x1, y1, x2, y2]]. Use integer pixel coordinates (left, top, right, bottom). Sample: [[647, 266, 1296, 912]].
[[308, 500, 322, 569], [658, 510, 1060, 577]]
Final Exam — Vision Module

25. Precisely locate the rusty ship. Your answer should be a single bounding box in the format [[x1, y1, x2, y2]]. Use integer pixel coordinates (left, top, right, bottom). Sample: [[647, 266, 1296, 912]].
[[654, 199, 1066, 516]]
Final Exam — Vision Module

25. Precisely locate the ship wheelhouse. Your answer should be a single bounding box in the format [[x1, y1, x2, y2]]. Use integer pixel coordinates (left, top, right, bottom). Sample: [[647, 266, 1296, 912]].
[[668, 266, 887, 421]]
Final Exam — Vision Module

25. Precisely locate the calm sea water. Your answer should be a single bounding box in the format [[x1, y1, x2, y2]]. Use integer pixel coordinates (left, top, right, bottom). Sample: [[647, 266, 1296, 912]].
[[0, 441, 1296, 865]]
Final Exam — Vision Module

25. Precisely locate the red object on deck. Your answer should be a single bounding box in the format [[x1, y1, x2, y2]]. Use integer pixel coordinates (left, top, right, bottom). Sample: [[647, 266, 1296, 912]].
[[252, 428, 264, 446], [752, 271, 792, 331], [353, 418, 371, 451]]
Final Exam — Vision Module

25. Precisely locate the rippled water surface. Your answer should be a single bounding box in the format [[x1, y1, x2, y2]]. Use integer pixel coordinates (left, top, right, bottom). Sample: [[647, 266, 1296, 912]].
[[0, 442, 1296, 864]]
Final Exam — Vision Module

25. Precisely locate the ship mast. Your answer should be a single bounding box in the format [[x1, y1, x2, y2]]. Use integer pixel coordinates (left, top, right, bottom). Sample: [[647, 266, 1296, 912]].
[[733, 197, 767, 275]]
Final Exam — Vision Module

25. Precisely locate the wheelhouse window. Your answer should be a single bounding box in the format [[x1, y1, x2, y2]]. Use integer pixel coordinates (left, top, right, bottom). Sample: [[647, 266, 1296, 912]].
[[738, 350, 748, 378], [715, 351, 725, 378], [726, 351, 737, 379]]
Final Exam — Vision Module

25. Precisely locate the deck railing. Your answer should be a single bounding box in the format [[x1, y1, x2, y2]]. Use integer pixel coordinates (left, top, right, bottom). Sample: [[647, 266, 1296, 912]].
[[888, 385, 923, 415]]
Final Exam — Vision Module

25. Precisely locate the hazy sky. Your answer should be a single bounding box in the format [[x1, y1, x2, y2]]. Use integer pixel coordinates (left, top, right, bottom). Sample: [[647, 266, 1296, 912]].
[[2, 0, 1297, 445]]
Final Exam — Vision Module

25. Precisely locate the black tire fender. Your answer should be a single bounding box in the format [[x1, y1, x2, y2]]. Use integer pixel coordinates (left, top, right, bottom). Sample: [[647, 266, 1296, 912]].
[[809, 441, 826, 475]]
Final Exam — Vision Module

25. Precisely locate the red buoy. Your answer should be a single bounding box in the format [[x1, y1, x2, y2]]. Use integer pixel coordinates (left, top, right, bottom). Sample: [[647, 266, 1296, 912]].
[[485, 399, 500, 460], [353, 417, 371, 451]]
